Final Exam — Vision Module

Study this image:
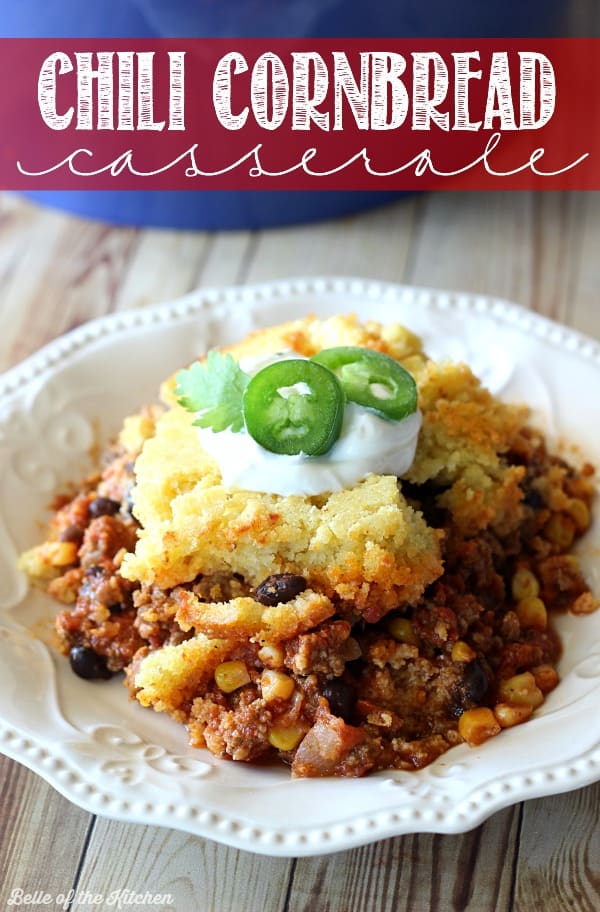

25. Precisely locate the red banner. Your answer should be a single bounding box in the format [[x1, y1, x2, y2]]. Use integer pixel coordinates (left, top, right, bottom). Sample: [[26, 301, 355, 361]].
[[1, 39, 599, 190]]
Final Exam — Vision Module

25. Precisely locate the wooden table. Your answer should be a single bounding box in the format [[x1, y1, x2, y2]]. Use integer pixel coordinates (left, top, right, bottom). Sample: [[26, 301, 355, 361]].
[[0, 189, 598, 911]]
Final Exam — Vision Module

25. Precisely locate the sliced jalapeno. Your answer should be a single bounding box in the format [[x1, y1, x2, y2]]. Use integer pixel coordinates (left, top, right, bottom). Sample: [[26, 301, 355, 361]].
[[311, 346, 417, 421], [243, 359, 345, 456]]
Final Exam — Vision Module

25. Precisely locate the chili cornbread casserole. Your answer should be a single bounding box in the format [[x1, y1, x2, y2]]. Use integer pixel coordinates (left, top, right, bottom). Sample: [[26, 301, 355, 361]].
[[19, 315, 597, 777]]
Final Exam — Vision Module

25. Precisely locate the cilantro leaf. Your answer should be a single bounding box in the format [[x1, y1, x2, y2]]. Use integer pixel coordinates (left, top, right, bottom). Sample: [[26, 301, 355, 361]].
[[174, 350, 249, 433]]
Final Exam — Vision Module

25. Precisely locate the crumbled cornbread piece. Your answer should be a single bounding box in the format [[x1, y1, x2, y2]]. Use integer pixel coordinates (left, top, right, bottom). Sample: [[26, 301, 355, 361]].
[[131, 635, 232, 717], [174, 588, 336, 643]]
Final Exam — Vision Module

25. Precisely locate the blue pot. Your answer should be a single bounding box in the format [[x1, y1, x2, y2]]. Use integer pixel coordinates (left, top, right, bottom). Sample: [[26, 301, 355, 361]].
[[9, 1, 564, 229]]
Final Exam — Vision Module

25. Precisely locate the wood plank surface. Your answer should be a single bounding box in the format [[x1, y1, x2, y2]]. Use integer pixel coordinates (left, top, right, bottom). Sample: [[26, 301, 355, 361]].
[[245, 199, 418, 284], [1, 185, 599, 912], [514, 785, 600, 912], [286, 806, 520, 912], [69, 818, 293, 912], [0, 755, 92, 906]]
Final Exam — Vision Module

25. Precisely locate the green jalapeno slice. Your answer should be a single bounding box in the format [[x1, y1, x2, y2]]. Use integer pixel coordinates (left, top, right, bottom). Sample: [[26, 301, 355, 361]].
[[311, 346, 417, 421], [243, 359, 345, 456]]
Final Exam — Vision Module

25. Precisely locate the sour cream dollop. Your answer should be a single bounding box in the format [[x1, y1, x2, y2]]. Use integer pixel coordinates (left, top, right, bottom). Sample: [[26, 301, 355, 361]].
[[196, 352, 422, 496]]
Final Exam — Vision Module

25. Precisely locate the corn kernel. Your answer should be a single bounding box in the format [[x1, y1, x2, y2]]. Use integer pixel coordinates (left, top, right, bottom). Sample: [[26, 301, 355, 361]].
[[48, 541, 79, 567], [567, 474, 595, 499], [544, 513, 575, 549], [498, 672, 544, 709], [47, 576, 78, 604], [260, 669, 295, 703], [366, 709, 394, 727], [532, 664, 559, 693], [451, 640, 476, 663], [257, 644, 285, 668], [511, 567, 540, 601], [388, 617, 419, 646], [566, 498, 590, 532], [17, 546, 52, 580], [494, 703, 533, 728], [113, 547, 127, 568], [214, 661, 250, 693], [458, 707, 501, 746], [268, 725, 305, 751], [434, 621, 449, 641], [516, 596, 547, 629], [571, 592, 599, 615]]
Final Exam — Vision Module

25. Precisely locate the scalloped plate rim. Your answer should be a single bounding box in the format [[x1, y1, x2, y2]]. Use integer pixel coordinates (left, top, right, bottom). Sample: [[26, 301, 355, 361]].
[[1, 276, 599, 858]]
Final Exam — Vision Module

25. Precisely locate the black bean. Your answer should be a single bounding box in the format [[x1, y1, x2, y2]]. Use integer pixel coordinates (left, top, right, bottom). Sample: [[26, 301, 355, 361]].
[[459, 659, 490, 706], [254, 573, 307, 606], [88, 496, 121, 518], [69, 645, 113, 680], [524, 488, 544, 509], [58, 524, 84, 544], [321, 679, 355, 723]]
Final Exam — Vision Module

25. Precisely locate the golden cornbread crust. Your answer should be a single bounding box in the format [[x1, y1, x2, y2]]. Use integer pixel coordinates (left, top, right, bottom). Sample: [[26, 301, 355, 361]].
[[19, 315, 598, 777], [120, 412, 442, 620]]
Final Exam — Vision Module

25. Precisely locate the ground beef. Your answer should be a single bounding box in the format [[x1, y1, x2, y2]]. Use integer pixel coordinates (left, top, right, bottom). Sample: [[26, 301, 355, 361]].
[[284, 620, 352, 676], [494, 631, 561, 681], [56, 560, 144, 671], [189, 689, 273, 762], [133, 585, 189, 649], [536, 555, 589, 610], [78, 514, 138, 569], [53, 485, 144, 672], [31, 409, 598, 776], [357, 656, 466, 739], [390, 733, 462, 771]]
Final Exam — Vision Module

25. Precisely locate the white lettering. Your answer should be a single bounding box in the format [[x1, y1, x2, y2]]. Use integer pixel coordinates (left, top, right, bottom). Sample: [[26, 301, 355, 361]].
[[333, 51, 369, 130], [252, 53, 288, 130], [137, 52, 165, 130], [37, 52, 74, 130], [213, 52, 249, 129], [519, 52, 555, 128], [168, 51, 185, 130], [75, 52, 114, 130], [452, 51, 482, 130], [292, 52, 329, 130], [412, 52, 449, 131], [484, 52, 517, 130], [371, 53, 409, 130], [117, 52, 134, 130], [16, 136, 588, 181]]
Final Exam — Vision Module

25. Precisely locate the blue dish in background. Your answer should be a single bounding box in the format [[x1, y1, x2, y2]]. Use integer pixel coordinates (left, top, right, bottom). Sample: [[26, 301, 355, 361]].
[[8, 0, 564, 229]]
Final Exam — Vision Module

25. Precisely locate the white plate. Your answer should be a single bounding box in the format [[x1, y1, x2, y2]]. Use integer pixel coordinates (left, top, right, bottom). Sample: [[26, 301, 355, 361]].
[[1, 278, 599, 858]]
